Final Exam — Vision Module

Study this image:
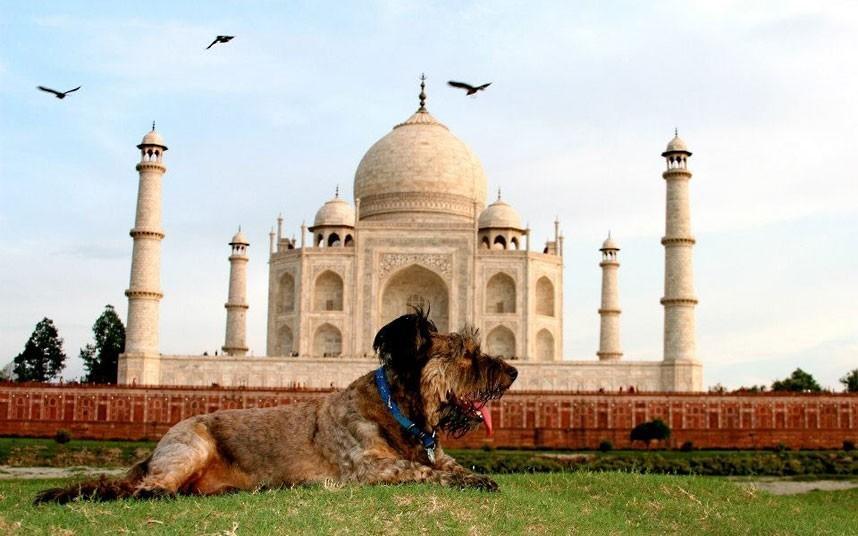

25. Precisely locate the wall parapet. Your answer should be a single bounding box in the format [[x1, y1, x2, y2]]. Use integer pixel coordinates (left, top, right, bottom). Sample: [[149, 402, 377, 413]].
[[1, 383, 855, 450], [118, 355, 703, 392]]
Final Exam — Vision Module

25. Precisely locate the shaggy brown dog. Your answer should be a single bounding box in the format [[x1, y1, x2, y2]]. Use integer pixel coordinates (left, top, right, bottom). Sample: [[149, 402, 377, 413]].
[[35, 309, 517, 503]]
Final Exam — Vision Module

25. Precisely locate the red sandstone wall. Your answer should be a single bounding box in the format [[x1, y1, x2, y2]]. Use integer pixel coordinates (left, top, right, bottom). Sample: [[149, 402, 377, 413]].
[[1, 383, 856, 450]]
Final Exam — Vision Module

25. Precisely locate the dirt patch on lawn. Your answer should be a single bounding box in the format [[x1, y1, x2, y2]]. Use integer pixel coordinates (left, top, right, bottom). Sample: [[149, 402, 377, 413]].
[[0, 465, 126, 480], [746, 479, 858, 495]]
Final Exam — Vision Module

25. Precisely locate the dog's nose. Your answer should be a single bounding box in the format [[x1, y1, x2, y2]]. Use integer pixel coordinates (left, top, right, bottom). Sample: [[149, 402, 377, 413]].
[[508, 367, 518, 381]]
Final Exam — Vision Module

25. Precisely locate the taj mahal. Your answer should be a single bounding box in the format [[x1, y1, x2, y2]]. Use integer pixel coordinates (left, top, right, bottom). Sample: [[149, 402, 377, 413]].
[[118, 80, 703, 392]]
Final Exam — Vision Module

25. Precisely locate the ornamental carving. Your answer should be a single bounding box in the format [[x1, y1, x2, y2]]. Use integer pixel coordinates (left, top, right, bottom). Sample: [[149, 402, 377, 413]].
[[378, 253, 452, 280]]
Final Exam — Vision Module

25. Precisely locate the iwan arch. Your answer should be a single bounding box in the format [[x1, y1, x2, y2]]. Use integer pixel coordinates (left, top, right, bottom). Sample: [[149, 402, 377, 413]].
[[118, 80, 703, 391]]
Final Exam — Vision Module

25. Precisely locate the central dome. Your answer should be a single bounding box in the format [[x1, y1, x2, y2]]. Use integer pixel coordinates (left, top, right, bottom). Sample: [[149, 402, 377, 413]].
[[353, 107, 488, 222]]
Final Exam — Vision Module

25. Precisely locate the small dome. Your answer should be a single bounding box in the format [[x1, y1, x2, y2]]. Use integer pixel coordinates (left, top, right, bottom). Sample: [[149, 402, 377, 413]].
[[313, 195, 355, 227], [478, 196, 523, 230], [601, 236, 619, 250], [230, 229, 249, 245], [139, 129, 167, 149], [662, 132, 690, 155]]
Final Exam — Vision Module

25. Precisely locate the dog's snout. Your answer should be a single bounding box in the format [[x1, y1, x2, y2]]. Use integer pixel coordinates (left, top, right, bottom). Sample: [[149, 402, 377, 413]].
[[508, 366, 518, 381]]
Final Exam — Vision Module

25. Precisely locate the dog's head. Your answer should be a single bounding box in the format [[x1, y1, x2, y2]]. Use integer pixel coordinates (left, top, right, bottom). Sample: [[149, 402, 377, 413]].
[[373, 308, 518, 437]]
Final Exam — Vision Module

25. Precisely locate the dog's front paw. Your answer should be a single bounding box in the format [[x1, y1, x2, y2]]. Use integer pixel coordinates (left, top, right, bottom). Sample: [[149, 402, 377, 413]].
[[450, 473, 499, 492]]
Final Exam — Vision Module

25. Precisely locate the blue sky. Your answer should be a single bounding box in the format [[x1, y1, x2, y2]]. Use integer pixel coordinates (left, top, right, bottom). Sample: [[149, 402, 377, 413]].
[[1, 1, 856, 389]]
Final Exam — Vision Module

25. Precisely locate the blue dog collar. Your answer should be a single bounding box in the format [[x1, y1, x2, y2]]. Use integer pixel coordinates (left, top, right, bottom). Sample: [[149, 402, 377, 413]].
[[374, 367, 437, 463]]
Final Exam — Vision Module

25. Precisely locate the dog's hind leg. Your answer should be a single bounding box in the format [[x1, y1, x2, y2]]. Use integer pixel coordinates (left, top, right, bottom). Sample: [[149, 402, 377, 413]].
[[134, 421, 217, 497]]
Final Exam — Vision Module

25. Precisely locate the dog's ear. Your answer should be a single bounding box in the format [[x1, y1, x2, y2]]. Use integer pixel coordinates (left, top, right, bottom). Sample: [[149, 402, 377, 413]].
[[373, 307, 437, 383]]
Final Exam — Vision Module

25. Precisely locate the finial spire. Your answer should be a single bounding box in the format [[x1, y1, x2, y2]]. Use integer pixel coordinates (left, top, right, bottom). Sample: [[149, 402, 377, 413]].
[[608, 230, 612, 239], [674, 127, 678, 137], [335, 185, 340, 198], [497, 188, 502, 201], [152, 121, 156, 131], [418, 73, 427, 112]]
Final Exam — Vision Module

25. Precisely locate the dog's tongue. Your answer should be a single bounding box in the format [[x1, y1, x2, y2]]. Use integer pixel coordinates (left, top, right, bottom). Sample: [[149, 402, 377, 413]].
[[474, 401, 493, 436]]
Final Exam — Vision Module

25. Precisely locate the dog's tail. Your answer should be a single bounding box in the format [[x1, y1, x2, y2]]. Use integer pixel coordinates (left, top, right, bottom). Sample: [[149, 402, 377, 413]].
[[33, 454, 151, 505]]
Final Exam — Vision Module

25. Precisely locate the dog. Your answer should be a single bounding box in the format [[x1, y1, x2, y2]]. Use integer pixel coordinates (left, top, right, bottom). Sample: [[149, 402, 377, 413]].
[[35, 309, 518, 503]]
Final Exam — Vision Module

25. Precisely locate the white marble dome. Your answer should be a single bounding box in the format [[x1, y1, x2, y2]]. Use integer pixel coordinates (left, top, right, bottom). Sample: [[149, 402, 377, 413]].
[[664, 133, 689, 154], [601, 236, 619, 250], [353, 108, 488, 222], [478, 196, 523, 229], [139, 129, 167, 148], [230, 229, 249, 245], [313, 195, 355, 227]]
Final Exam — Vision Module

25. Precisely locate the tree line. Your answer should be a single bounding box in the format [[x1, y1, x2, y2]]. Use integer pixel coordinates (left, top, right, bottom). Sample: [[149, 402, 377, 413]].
[[710, 367, 858, 394], [3, 305, 125, 384]]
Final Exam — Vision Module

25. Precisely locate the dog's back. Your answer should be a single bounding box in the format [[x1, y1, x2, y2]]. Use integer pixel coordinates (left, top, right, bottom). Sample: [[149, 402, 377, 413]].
[[36, 379, 373, 503]]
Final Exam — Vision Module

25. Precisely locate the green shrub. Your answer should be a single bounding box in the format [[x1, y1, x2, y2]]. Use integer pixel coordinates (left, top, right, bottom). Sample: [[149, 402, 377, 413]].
[[53, 429, 72, 444], [448, 448, 858, 477], [598, 440, 613, 452], [630, 419, 671, 447], [679, 441, 694, 452]]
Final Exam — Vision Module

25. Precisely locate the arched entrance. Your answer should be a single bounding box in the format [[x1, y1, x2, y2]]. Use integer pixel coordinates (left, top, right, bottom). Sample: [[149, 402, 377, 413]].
[[278, 325, 293, 356], [486, 325, 516, 358], [381, 264, 449, 332], [536, 329, 555, 361], [313, 323, 342, 357]]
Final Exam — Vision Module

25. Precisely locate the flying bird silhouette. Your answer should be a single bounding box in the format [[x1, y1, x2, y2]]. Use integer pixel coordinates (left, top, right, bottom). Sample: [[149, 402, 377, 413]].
[[206, 35, 235, 49], [37, 86, 81, 99], [447, 81, 492, 96]]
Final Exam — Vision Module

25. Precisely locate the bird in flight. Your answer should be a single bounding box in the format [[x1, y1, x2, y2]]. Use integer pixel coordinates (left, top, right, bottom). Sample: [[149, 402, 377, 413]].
[[37, 86, 81, 99], [447, 81, 492, 96], [206, 35, 235, 49]]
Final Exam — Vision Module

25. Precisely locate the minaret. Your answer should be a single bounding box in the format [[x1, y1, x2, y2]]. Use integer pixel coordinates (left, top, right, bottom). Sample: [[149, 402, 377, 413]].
[[661, 131, 698, 363], [597, 234, 622, 360], [124, 124, 167, 359], [223, 228, 250, 356]]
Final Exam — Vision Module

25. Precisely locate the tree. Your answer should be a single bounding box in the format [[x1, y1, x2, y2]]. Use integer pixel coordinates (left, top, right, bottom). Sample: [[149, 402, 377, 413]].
[[630, 419, 671, 448], [771, 368, 822, 392], [840, 369, 858, 393], [80, 305, 126, 384], [12, 318, 66, 382], [734, 385, 766, 393], [0, 362, 14, 381]]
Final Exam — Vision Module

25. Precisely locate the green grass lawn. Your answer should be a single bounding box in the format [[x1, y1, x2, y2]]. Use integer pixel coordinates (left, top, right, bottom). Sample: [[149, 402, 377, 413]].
[[0, 437, 154, 467], [2, 473, 856, 535]]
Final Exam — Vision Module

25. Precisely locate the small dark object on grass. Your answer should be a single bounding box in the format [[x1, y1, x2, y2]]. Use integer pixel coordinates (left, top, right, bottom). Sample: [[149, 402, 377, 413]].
[[844, 440, 855, 452], [680, 441, 694, 452], [54, 429, 71, 444], [598, 440, 613, 452]]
